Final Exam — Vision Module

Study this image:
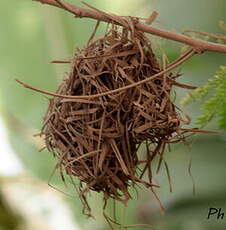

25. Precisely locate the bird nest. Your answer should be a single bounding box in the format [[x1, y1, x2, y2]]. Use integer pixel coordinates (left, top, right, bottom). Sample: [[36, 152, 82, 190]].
[[41, 23, 195, 216]]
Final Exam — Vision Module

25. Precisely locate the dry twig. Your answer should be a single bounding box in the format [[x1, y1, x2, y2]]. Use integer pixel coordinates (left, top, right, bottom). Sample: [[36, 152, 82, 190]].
[[183, 29, 226, 42], [34, 0, 226, 53]]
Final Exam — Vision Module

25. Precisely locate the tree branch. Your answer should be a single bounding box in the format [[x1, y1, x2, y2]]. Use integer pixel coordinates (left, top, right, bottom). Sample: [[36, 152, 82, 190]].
[[34, 0, 226, 54]]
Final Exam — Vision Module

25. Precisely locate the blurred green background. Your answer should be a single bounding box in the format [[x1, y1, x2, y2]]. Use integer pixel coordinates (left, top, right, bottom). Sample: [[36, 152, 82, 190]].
[[0, 0, 226, 229]]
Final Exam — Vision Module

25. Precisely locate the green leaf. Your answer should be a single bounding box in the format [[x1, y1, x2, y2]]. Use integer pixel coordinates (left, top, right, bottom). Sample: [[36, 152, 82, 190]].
[[181, 66, 226, 129]]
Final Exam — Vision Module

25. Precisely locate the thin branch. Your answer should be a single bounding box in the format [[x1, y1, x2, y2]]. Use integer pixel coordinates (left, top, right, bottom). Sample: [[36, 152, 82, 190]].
[[145, 11, 159, 25], [34, 0, 226, 53], [183, 29, 226, 42]]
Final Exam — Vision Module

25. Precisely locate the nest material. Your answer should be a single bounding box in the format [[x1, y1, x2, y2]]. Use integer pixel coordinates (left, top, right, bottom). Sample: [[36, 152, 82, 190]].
[[42, 23, 190, 215]]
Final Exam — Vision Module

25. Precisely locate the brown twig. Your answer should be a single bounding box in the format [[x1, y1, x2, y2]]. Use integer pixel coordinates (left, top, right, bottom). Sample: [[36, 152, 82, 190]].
[[183, 29, 226, 42], [34, 0, 226, 53]]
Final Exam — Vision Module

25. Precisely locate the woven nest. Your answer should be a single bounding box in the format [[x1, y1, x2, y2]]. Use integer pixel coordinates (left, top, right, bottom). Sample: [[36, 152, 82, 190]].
[[42, 23, 192, 215]]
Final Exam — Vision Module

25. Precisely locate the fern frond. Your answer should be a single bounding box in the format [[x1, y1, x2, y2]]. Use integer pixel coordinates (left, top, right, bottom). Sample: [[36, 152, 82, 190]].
[[181, 66, 226, 129]]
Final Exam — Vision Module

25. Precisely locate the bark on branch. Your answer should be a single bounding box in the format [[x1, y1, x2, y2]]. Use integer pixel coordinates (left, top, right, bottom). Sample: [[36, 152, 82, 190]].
[[35, 0, 226, 54]]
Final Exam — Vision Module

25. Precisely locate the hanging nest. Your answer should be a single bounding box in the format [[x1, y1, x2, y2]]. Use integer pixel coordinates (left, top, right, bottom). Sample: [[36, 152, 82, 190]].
[[41, 21, 196, 215]]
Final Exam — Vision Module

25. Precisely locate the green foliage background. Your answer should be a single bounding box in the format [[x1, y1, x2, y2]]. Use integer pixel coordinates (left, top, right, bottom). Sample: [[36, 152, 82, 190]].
[[0, 0, 226, 229], [182, 66, 226, 130]]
